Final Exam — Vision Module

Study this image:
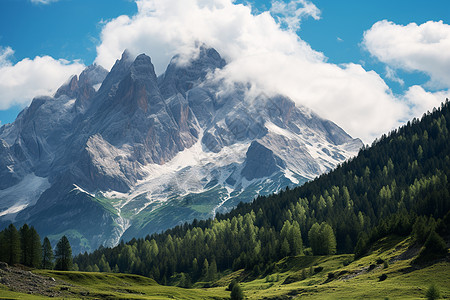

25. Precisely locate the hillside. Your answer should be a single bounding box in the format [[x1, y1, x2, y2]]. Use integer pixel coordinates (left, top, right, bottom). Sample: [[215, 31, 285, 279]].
[[0, 234, 448, 299], [70, 100, 449, 284], [1, 98, 449, 299], [0, 46, 361, 253]]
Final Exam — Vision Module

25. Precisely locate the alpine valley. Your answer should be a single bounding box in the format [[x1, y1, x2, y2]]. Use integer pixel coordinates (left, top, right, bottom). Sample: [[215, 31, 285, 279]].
[[0, 46, 362, 253]]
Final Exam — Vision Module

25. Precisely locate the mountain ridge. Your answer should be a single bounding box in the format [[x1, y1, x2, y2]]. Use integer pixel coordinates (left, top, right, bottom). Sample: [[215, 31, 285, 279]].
[[0, 46, 363, 253]]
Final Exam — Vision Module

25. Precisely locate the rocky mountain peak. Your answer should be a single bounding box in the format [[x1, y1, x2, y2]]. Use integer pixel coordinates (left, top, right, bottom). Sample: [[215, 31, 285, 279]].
[[130, 54, 157, 81], [0, 46, 363, 254], [54, 75, 79, 99], [160, 46, 226, 98], [78, 64, 108, 87]]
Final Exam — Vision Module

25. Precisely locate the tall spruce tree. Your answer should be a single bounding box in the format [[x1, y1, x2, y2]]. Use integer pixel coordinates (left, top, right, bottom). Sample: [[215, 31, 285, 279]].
[[19, 224, 30, 265], [42, 237, 54, 269], [3, 224, 21, 265], [55, 235, 73, 271], [308, 222, 336, 255], [29, 227, 42, 268]]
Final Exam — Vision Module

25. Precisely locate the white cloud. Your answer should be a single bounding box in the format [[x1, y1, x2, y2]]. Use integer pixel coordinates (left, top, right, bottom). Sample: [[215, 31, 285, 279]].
[[0, 47, 85, 110], [95, 0, 422, 143], [270, 0, 321, 31], [30, 0, 59, 4], [3, 0, 447, 144], [403, 85, 449, 118], [0, 47, 14, 67], [385, 66, 404, 86], [363, 20, 450, 89], [95, 0, 324, 74]]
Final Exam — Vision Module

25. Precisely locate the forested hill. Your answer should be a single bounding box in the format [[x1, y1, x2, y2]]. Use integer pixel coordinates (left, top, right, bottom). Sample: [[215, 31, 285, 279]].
[[218, 100, 450, 248], [73, 100, 450, 284]]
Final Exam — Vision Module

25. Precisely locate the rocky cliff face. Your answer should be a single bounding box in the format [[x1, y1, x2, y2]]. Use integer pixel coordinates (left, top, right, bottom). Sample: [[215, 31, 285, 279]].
[[0, 46, 363, 253]]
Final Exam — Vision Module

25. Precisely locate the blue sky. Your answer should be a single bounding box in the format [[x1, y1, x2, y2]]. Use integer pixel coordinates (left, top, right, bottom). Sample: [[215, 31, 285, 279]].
[[0, 0, 449, 142]]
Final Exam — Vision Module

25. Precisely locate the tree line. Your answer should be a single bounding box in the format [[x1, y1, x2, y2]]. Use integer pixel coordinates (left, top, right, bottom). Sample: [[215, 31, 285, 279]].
[[72, 100, 449, 285], [0, 223, 73, 271], [1, 100, 449, 287]]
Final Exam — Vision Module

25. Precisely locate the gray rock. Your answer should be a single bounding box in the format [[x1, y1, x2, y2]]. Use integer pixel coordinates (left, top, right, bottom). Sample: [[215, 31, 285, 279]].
[[241, 141, 286, 181], [0, 46, 363, 253]]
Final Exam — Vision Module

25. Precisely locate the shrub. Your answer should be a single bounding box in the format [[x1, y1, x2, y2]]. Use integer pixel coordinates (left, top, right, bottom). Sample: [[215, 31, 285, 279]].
[[231, 283, 244, 300], [426, 284, 441, 300], [417, 231, 448, 262]]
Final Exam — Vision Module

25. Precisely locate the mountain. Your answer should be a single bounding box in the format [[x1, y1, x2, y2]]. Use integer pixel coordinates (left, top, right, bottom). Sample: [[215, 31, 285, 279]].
[[0, 46, 362, 253], [72, 99, 450, 286]]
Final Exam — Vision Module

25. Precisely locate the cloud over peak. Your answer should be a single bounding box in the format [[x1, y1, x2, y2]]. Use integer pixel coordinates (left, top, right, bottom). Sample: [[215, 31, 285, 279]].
[[95, 0, 443, 143], [1, 0, 448, 144]]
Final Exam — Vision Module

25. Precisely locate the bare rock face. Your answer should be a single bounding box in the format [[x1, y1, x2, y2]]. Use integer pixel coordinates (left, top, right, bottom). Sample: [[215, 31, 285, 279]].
[[0, 46, 363, 253], [241, 141, 286, 181]]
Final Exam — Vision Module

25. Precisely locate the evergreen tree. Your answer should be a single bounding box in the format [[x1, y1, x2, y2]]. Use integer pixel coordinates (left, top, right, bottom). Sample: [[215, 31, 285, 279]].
[[98, 254, 111, 272], [55, 235, 73, 271], [417, 231, 447, 261], [289, 221, 303, 255], [230, 283, 244, 300], [208, 259, 218, 281], [308, 222, 336, 255], [280, 238, 290, 257], [320, 223, 337, 255], [72, 263, 79, 271], [202, 258, 209, 279], [308, 223, 321, 255], [42, 237, 54, 269], [29, 227, 42, 268], [3, 224, 21, 265], [18, 224, 42, 268], [92, 264, 100, 272], [426, 283, 441, 300], [192, 258, 199, 279], [19, 224, 30, 265]]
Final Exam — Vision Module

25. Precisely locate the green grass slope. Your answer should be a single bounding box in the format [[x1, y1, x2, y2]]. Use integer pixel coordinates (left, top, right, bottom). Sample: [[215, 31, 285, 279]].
[[237, 235, 449, 300], [1, 270, 228, 300], [2, 234, 448, 299]]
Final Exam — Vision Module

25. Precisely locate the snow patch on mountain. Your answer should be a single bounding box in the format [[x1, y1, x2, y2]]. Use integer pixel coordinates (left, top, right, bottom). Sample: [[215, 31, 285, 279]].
[[0, 174, 50, 220]]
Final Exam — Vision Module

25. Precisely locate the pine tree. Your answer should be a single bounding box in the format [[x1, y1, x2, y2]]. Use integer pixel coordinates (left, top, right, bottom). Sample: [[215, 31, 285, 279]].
[[320, 223, 337, 255], [426, 283, 441, 300], [281, 238, 290, 257], [29, 227, 42, 268], [19, 224, 30, 265], [42, 237, 54, 269], [98, 254, 111, 272], [308, 223, 321, 255], [208, 259, 218, 281], [230, 283, 244, 300], [192, 258, 199, 279], [4, 224, 21, 265], [92, 264, 100, 272], [202, 258, 209, 279], [55, 235, 73, 271], [308, 222, 336, 255], [289, 221, 303, 255]]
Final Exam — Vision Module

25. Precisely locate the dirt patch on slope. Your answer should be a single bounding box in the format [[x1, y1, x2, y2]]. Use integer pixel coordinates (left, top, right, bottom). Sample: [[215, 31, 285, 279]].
[[0, 262, 71, 297]]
